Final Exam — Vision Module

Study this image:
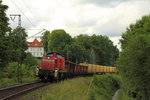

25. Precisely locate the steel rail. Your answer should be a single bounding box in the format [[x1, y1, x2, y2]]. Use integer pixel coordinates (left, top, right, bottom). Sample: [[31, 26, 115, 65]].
[[0, 81, 47, 100]]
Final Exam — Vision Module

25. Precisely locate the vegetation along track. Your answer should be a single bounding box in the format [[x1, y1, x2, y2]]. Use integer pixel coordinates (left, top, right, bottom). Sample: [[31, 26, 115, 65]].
[[0, 81, 47, 100]]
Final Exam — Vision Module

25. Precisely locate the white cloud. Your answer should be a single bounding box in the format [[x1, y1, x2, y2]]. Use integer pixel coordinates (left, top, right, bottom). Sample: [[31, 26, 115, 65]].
[[2, 0, 150, 49]]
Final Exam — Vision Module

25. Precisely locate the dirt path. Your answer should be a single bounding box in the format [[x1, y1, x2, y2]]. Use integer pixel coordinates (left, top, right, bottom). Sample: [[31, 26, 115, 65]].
[[112, 90, 119, 100]]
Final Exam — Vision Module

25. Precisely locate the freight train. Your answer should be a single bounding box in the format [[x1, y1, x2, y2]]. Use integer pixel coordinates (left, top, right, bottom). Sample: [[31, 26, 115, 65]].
[[38, 52, 116, 81]]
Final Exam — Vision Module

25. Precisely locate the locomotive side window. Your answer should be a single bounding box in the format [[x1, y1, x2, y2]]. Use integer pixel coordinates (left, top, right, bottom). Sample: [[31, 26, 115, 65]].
[[47, 53, 53, 57], [56, 54, 63, 59]]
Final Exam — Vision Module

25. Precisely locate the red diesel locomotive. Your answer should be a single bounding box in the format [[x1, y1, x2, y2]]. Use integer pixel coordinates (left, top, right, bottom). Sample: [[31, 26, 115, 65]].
[[38, 52, 87, 81]]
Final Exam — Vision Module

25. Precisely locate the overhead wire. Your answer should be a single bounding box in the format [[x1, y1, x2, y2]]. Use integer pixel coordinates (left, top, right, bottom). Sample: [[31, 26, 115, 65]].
[[27, 29, 44, 30], [21, 0, 44, 29], [11, 0, 36, 27], [27, 29, 46, 40], [11, 0, 47, 39], [9, 0, 46, 83]]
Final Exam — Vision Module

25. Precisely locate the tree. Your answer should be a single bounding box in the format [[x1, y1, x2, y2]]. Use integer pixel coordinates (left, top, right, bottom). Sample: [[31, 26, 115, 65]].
[[118, 34, 150, 99], [48, 29, 73, 54], [90, 35, 119, 65], [118, 15, 150, 99], [0, 1, 11, 69], [41, 30, 50, 53], [120, 15, 150, 50], [74, 34, 119, 65], [41, 29, 119, 65], [63, 43, 86, 63], [9, 27, 28, 62], [74, 34, 92, 49]]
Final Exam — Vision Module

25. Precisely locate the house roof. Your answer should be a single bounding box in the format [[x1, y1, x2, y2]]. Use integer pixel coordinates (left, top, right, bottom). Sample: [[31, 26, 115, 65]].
[[27, 39, 44, 47]]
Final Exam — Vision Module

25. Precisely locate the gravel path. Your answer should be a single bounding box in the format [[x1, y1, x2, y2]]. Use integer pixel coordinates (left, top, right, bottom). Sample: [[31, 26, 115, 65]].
[[112, 90, 119, 100]]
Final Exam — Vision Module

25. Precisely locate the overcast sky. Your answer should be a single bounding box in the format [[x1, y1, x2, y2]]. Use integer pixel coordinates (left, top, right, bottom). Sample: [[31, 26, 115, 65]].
[[3, 0, 150, 49]]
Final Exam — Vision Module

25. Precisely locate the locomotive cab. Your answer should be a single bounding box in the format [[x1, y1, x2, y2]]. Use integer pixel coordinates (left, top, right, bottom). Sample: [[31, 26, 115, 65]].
[[38, 52, 65, 81]]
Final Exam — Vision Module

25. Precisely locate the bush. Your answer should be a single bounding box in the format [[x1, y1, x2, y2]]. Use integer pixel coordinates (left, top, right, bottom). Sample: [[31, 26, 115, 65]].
[[89, 74, 121, 100], [22, 64, 36, 77], [7, 62, 18, 79], [0, 70, 3, 81], [6, 62, 37, 79], [23, 53, 38, 70]]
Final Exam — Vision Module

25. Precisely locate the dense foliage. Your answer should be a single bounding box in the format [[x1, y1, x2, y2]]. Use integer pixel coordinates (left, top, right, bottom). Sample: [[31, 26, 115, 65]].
[[4, 53, 38, 83], [48, 29, 73, 53], [0, 1, 38, 83], [23, 53, 38, 70], [41, 30, 119, 66], [74, 34, 119, 65], [89, 74, 120, 100], [120, 15, 150, 49], [9, 27, 28, 63], [0, 1, 11, 69], [41, 30, 49, 53], [117, 15, 150, 100]]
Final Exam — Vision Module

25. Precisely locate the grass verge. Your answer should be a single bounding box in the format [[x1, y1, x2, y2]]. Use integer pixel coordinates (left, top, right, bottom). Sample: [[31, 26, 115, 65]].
[[0, 77, 38, 87], [22, 77, 92, 100], [22, 74, 121, 100]]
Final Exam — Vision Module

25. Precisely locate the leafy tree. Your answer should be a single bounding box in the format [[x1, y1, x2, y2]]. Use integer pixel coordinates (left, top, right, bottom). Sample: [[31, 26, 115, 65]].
[[74, 34, 91, 49], [118, 15, 150, 100], [0, 1, 11, 69], [120, 15, 150, 50], [48, 29, 73, 54], [63, 43, 86, 63], [9, 27, 28, 62], [75, 34, 119, 65], [73, 34, 91, 63], [23, 53, 38, 70], [41, 29, 118, 65], [118, 34, 150, 99], [41, 30, 50, 53], [90, 35, 119, 65]]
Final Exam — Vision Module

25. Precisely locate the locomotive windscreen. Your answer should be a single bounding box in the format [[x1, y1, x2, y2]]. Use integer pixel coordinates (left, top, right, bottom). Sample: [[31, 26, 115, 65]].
[[56, 54, 63, 59], [47, 53, 53, 57]]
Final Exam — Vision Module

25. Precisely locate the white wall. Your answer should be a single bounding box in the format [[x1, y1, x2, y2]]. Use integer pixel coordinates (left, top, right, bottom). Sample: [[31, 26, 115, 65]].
[[27, 47, 44, 57]]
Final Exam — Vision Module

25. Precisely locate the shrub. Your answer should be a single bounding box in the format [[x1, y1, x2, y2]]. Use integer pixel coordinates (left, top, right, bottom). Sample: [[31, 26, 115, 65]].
[[89, 74, 120, 100]]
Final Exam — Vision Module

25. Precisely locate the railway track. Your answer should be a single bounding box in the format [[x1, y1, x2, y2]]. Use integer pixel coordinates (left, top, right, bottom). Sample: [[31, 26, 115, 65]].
[[0, 81, 47, 100]]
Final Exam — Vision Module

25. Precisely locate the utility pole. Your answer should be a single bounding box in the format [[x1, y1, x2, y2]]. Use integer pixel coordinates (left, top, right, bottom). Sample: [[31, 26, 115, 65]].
[[10, 14, 22, 83], [67, 46, 69, 61], [10, 14, 21, 27]]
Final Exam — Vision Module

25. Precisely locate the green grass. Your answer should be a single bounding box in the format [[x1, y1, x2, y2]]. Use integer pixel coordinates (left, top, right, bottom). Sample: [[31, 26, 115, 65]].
[[0, 77, 38, 87], [22, 77, 92, 100], [22, 74, 121, 100], [0, 78, 18, 87]]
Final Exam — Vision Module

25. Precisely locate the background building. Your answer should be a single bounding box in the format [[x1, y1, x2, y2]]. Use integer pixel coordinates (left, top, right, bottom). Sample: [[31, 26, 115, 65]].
[[27, 39, 44, 57]]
